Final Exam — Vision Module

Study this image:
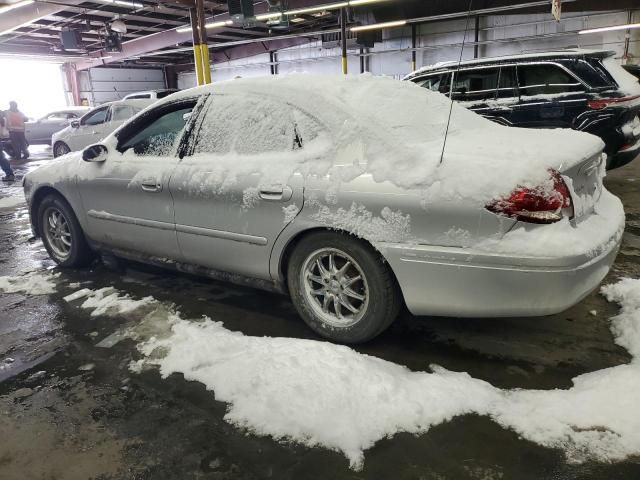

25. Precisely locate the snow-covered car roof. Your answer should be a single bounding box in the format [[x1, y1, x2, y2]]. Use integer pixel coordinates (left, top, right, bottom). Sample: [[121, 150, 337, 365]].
[[404, 49, 616, 80], [151, 74, 603, 203]]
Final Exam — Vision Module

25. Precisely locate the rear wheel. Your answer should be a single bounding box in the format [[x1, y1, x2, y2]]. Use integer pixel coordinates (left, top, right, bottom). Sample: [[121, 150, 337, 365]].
[[38, 194, 94, 267], [287, 232, 401, 343], [53, 142, 70, 158]]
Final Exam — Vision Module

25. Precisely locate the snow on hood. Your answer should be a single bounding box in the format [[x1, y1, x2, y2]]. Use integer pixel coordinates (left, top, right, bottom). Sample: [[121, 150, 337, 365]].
[[167, 74, 603, 202]]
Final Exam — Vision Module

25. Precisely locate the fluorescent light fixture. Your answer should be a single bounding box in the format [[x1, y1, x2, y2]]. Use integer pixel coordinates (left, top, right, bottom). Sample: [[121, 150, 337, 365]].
[[0, 0, 34, 15], [176, 19, 232, 33], [285, 2, 348, 16], [578, 23, 640, 35], [255, 12, 284, 21], [348, 0, 388, 5], [351, 19, 406, 31], [206, 19, 233, 29], [174, 0, 395, 35], [95, 0, 144, 8]]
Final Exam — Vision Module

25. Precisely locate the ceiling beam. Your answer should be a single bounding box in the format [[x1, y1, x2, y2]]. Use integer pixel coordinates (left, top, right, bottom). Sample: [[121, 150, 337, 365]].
[[0, 0, 85, 35]]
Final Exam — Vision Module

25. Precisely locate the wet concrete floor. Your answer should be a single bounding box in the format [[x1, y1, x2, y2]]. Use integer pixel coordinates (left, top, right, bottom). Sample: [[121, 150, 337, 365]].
[[1, 149, 640, 479]]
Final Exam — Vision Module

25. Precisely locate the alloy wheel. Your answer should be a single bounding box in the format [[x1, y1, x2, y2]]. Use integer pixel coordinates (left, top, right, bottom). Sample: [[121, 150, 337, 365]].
[[43, 207, 72, 260], [300, 248, 369, 328], [55, 143, 70, 157]]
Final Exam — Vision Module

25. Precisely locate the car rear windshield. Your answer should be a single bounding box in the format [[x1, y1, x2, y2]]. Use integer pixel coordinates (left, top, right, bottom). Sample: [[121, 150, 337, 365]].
[[564, 58, 617, 90]]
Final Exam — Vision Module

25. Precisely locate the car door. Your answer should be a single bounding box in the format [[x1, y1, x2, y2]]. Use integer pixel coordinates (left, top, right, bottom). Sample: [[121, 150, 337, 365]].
[[169, 94, 310, 281], [25, 112, 68, 144], [69, 105, 110, 151], [513, 62, 589, 128], [75, 98, 201, 260]]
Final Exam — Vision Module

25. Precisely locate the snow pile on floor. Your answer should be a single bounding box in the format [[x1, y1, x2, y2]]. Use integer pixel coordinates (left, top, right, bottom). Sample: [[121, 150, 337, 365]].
[[0, 193, 25, 209], [123, 276, 640, 470], [0, 271, 60, 295], [64, 287, 156, 317], [54, 276, 640, 470]]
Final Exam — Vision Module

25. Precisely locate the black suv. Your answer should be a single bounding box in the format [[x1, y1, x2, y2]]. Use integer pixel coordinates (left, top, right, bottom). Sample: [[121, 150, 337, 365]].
[[405, 50, 640, 169]]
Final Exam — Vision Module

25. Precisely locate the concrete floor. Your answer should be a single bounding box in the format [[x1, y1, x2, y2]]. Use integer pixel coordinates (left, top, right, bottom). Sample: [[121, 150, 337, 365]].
[[1, 149, 640, 479]]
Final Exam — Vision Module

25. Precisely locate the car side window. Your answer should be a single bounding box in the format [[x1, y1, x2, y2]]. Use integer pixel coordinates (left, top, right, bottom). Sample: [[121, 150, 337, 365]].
[[451, 68, 499, 102], [81, 107, 109, 126], [45, 112, 67, 121], [127, 94, 150, 100], [497, 66, 518, 99], [111, 105, 136, 122], [193, 96, 304, 155], [517, 64, 585, 96], [118, 104, 195, 157], [415, 74, 444, 92]]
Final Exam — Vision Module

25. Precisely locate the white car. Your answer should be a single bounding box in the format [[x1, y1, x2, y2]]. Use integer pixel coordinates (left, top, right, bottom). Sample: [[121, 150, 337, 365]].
[[52, 99, 153, 157], [123, 89, 179, 100], [25, 107, 90, 146]]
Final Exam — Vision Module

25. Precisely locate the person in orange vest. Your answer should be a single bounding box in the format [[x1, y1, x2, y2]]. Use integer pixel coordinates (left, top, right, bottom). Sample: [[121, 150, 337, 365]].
[[6, 101, 29, 160], [0, 112, 15, 182]]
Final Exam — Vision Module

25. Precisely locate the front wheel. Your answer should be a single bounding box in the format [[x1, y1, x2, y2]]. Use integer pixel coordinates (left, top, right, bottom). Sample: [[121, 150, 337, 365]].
[[53, 142, 70, 158], [287, 232, 401, 343], [38, 194, 94, 267]]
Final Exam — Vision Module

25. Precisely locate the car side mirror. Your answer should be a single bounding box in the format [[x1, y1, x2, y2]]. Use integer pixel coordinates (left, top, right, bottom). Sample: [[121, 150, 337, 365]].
[[82, 144, 108, 162], [70, 120, 80, 129]]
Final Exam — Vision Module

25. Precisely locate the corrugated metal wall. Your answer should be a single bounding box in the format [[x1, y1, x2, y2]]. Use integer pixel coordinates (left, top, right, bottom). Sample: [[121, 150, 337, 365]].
[[70, 67, 165, 106], [178, 9, 639, 87]]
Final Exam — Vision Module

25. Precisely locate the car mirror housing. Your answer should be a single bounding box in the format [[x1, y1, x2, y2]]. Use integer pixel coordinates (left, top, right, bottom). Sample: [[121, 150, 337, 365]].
[[70, 120, 80, 129], [82, 144, 108, 162]]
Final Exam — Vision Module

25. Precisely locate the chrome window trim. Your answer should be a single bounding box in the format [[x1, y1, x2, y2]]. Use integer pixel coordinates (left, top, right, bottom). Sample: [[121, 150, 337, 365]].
[[411, 60, 591, 91]]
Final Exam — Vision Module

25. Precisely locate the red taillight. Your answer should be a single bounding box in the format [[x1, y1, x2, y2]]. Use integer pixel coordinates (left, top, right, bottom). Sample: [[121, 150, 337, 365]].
[[588, 95, 640, 110], [486, 170, 573, 224]]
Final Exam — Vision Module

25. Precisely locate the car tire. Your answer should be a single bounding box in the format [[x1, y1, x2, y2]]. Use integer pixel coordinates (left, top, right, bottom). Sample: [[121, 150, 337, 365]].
[[53, 142, 70, 158], [38, 194, 94, 267], [287, 231, 401, 344]]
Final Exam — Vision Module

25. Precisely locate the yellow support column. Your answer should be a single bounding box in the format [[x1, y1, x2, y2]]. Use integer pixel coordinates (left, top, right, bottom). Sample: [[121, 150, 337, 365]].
[[201, 44, 212, 84], [340, 7, 347, 75], [194, 44, 204, 86]]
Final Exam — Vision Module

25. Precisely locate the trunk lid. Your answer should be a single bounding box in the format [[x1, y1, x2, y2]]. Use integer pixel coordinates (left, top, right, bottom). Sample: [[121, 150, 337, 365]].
[[560, 151, 606, 222]]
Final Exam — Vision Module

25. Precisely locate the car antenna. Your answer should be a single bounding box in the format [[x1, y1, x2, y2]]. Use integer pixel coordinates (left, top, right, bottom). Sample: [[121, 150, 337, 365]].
[[439, 0, 474, 165]]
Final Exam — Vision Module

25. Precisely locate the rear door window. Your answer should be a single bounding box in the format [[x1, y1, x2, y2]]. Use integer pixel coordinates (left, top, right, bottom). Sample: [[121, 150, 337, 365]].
[[111, 105, 137, 122], [517, 64, 585, 96], [497, 66, 518, 99], [451, 67, 499, 102], [193, 96, 303, 155]]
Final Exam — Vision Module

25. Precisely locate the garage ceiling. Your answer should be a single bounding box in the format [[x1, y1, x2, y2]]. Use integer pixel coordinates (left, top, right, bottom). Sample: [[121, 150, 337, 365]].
[[0, 0, 637, 69]]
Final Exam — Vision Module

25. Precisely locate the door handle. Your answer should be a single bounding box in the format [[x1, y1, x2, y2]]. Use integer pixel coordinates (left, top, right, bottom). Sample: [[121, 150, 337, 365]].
[[258, 185, 293, 201], [141, 179, 162, 192]]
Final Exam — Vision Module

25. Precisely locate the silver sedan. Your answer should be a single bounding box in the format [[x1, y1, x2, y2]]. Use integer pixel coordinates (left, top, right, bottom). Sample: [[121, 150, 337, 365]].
[[23, 76, 625, 343]]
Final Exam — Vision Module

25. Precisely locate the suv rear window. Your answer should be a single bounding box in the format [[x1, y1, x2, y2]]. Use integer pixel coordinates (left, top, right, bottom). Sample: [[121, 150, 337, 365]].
[[452, 68, 499, 102], [517, 64, 584, 96]]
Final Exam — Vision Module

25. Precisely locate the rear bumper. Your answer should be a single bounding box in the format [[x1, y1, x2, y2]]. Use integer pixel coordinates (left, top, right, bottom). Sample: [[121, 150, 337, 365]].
[[608, 138, 640, 169], [382, 192, 624, 318]]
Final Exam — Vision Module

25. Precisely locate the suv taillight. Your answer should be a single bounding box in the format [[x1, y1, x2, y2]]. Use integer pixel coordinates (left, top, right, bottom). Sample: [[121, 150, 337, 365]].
[[486, 170, 573, 224], [588, 95, 640, 110]]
